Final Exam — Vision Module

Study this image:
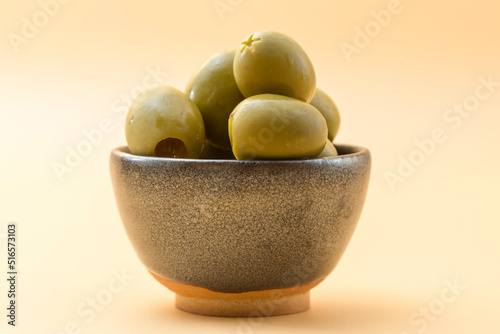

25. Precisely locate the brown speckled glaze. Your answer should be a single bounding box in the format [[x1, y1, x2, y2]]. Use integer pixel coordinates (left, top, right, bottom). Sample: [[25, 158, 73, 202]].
[[110, 144, 370, 296]]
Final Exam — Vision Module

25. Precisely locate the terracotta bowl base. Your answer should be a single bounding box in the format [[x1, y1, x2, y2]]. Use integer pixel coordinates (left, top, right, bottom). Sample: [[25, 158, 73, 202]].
[[149, 271, 322, 317]]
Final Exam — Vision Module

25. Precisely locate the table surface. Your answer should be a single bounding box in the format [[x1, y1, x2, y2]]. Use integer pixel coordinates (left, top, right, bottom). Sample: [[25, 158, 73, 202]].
[[1, 1, 499, 333]]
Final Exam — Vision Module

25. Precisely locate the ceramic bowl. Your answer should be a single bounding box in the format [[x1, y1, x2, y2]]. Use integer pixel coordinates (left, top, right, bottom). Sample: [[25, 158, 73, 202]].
[[110, 144, 370, 317]]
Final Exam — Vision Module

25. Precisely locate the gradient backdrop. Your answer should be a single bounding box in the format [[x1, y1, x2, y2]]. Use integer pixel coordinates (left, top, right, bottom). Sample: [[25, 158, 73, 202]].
[[1, 0, 499, 333]]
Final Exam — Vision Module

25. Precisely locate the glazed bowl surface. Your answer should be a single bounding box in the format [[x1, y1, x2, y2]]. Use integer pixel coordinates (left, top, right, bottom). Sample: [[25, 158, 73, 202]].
[[110, 144, 371, 315]]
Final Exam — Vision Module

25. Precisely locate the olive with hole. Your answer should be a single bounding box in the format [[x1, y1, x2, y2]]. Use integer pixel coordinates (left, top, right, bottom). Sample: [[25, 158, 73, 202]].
[[125, 86, 205, 158], [229, 94, 327, 160], [186, 49, 244, 150], [316, 140, 338, 158], [310, 88, 341, 141], [234, 31, 316, 102]]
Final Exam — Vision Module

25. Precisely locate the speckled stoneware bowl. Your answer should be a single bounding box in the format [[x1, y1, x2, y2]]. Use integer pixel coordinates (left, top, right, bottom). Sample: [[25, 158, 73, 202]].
[[110, 144, 370, 317]]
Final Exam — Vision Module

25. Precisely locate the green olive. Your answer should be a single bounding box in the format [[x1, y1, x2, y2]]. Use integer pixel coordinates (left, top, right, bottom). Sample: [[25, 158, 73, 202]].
[[200, 140, 235, 160], [186, 49, 244, 150], [310, 88, 341, 141], [233, 31, 316, 102], [125, 86, 205, 158], [229, 94, 327, 160], [316, 140, 338, 158]]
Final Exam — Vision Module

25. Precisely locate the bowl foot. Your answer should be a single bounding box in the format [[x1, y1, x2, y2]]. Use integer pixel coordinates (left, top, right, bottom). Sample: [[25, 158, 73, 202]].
[[149, 271, 321, 317], [175, 291, 310, 317]]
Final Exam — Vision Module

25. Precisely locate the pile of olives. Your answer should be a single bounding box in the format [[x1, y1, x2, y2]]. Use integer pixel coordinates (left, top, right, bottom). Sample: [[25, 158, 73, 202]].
[[125, 31, 341, 160]]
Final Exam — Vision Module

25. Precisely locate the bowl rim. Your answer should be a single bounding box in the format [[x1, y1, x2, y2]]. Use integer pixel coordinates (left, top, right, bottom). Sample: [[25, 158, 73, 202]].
[[111, 143, 369, 164]]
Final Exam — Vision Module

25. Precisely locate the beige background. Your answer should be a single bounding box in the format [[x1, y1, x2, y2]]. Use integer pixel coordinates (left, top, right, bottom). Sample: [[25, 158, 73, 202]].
[[1, 0, 499, 333]]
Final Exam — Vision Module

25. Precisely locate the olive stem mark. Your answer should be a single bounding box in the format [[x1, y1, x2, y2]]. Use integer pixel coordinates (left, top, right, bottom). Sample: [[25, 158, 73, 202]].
[[241, 34, 261, 53]]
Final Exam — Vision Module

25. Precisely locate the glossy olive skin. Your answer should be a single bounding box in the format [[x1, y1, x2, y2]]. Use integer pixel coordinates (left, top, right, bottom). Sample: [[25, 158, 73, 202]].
[[229, 94, 327, 160], [125, 86, 205, 158], [234, 31, 316, 102], [316, 140, 338, 158], [186, 50, 244, 150], [310, 88, 341, 141]]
